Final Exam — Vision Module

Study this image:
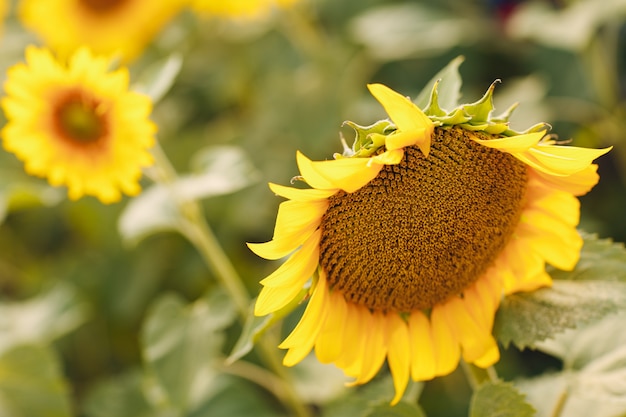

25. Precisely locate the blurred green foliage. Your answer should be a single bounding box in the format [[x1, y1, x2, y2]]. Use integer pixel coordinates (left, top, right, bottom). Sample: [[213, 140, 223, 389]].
[[0, 0, 625, 416]]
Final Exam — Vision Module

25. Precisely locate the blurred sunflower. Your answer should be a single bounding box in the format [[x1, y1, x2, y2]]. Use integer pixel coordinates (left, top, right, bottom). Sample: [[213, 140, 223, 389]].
[[19, 0, 185, 61], [1, 46, 156, 204], [190, 0, 297, 19], [249, 83, 610, 403]]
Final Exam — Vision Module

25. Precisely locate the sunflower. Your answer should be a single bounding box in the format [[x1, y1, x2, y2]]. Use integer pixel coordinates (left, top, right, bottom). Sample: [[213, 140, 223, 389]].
[[190, 0, 297, 19], [249, 82, 610, 404], [19, 0, 185, 61], [1, 46, 156, 204]]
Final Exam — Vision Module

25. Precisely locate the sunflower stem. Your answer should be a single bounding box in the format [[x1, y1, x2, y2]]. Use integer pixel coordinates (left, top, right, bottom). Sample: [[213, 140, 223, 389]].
[[460, 361, 498, 391], [150, 142, 312, 417]]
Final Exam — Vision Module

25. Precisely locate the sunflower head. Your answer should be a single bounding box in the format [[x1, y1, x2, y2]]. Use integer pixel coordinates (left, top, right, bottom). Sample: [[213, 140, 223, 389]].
[[249, 65, 610, 404], [19, 0, 185, 61], [1, 46, 156, 204]]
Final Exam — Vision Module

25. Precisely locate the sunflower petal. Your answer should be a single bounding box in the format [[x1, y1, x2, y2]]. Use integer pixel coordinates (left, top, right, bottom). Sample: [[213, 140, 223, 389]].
[[315, 290, 347, 363], [309, 156, 384, 193], [408, 311, 436, 381], [430, 304, 460, 376], [367, 83, 434, 156], [386, 314, 411, 405], [280, 276, 329, 366], [269, 183, 336, 201], [471, 131, 544, 152]]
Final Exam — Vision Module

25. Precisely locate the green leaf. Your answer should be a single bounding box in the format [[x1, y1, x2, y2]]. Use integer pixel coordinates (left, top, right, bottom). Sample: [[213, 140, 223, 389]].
[[226, 307, 272, 365], [141, 289, 236, 413], [517, 313, 626, 417], [469, 381, 535, 417], [349, 4, 479, 61], [415, 55, 464, 111], [188, 375, 283, 417], [133, 53, 183, 103], [494, 280, 626, 349], [0, 344, 72, 417], [118, 145, 259, 245], [83, 370, 158, 417], [550, 233, 626, 282], [0, 283, 89, 353], [288, 355, 349, 404], [364, 402, 426, 417]]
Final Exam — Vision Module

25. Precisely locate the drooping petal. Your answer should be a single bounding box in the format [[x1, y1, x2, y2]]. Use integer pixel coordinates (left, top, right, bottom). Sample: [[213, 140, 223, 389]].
[[346, 310, 387, 386], [247, 198, 326, 260], [280, 276, 329, 366], [296, 151, 337, 190], [408, 311, 436, 381], [259, 230, 321, 288], [314, 290, 348, 363], [531, 165, 600, 196], [269, 182, 337, 201], [430, 304, 460, 377], [471, 131, 544, 152], [386, 314, 411, 405]]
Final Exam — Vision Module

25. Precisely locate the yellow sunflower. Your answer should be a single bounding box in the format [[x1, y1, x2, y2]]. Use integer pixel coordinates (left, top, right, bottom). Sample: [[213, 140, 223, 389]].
[[1, 46, 156, 204], [249, 82, 610, 404], [19, 0, 185, 61], [190, 0, 297, 19]]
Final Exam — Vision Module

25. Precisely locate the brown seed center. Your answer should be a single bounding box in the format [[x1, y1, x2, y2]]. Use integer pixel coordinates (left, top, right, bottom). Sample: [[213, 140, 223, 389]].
[[79, 0, 127, 13], [319, 127, 528, 312], [52, 89, 109, 145]]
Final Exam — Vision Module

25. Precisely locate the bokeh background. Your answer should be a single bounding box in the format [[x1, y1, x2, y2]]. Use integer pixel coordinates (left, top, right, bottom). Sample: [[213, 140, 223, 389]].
[[0, 0, 624, 416]]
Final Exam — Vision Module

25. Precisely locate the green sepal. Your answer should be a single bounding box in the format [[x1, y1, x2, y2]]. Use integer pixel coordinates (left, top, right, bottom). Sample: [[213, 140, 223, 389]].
[[423, 80, 448, 117], [342, 119, 394, 157], [462, 80, 499, 122]]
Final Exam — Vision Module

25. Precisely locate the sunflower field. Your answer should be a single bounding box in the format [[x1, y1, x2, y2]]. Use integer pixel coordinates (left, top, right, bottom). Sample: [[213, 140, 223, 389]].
[[0, 0, 625, 416]]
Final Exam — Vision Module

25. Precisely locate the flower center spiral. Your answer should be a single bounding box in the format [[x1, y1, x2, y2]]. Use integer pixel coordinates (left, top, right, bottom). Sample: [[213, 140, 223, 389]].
[[318, 127, 528, 312], [52, 89, 109, 145]]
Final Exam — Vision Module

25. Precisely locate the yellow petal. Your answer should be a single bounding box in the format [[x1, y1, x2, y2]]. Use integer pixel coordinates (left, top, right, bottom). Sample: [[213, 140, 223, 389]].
[[386, 314, 410, 405], [367, 83, 433, 156], [347, 311, 387, 386], [526, 145, 611, 176], [371, 149, 404, 165], [269, 182, 336, 201], [315, 290, 347, 363], [408, 311, 436, 381], [472, 343, 500, 368], [255, 285, 306, 317], [517, 216, 582, 271], [430, 304, 460, 377], [472, 131, 544, 153], [525, 185, 580, 226], [247, 198, 326, 260], [531, 165, 599, 196], [259, 230, 320, 288], [281, 276, 329, 366], [334, 302, 364, 371], [309, 157, 384, 193], [296, 151, 337, 190], [443, 297, 496, 363]]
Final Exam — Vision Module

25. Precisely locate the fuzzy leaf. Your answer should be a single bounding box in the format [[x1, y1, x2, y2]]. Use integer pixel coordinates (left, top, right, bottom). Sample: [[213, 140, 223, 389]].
[[0, 344, 72, 417], [133, 53, 183, 103], [494, 280, 626, 349], [415, 55, 464, 111], [469, 381, 535, 417], [518, 313, 626, 417], [141, 290, 236, 413], [0, 284, 89, 354], [364, 402, 426, 417], [119, 145, 258, 245]]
